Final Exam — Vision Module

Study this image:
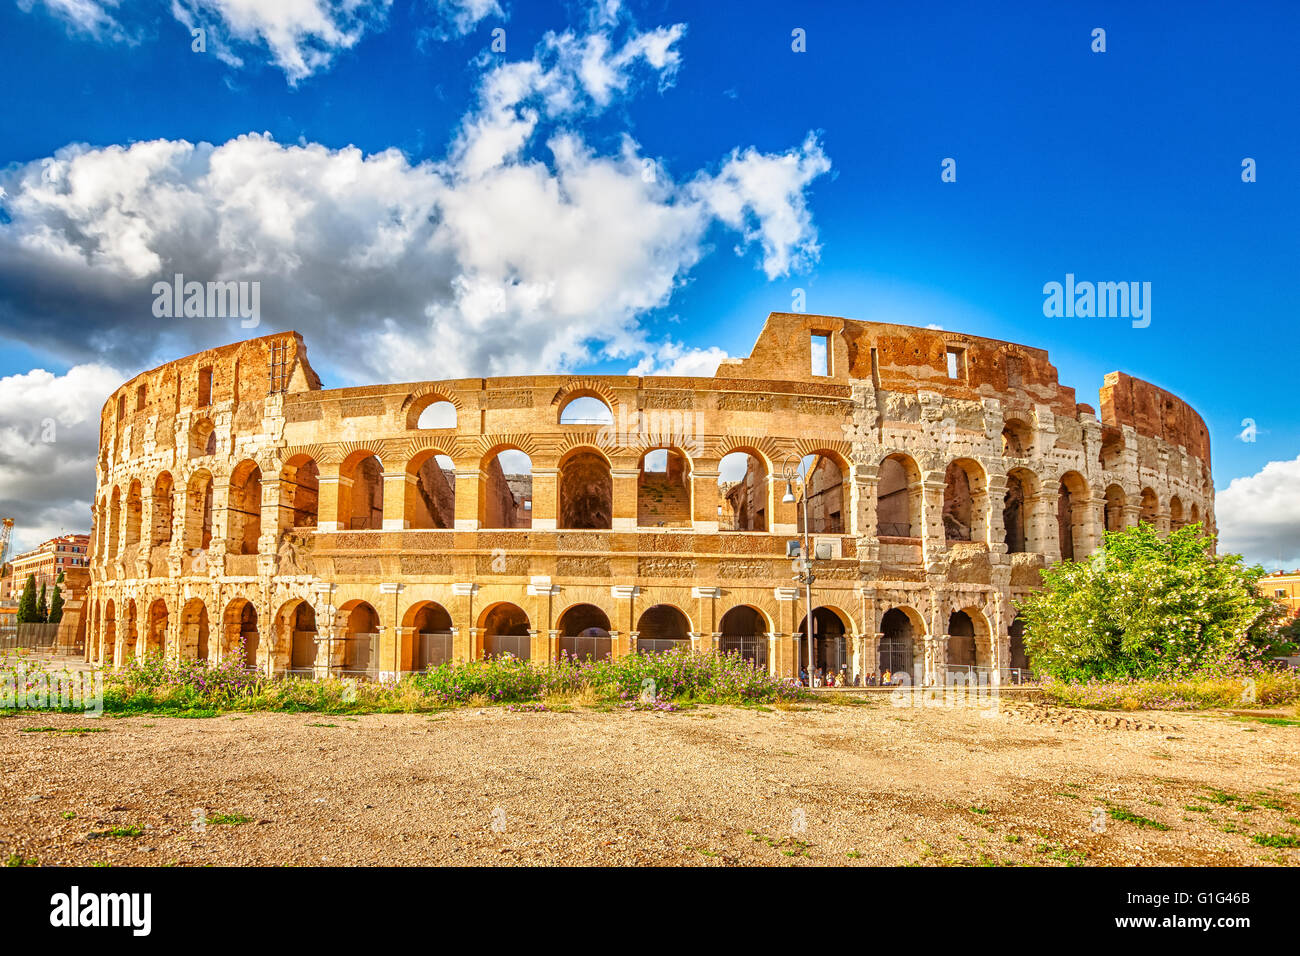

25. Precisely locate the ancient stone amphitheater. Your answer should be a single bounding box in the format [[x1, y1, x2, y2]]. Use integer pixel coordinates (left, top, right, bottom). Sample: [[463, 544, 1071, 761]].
[[86, 313, 1214, 685]]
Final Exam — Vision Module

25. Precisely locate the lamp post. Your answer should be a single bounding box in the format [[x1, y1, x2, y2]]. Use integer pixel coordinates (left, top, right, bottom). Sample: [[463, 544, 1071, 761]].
[[781, 454, 815, 687]]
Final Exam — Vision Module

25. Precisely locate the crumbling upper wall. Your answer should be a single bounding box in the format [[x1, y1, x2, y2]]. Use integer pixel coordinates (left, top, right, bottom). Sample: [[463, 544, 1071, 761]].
[[1100, 372, 1211, 466]]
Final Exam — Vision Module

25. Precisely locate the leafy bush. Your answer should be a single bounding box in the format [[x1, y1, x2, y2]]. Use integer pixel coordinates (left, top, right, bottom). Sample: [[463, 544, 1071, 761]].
[[1018, 523, 1287, 682]]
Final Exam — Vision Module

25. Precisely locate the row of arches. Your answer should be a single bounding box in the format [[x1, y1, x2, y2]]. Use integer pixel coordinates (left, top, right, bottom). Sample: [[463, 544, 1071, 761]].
[[88, 594, 1031, 682]]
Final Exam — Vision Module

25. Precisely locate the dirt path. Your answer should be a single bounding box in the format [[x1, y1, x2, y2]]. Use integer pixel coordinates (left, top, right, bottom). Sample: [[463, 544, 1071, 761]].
[[2, 697, 1297, 866]]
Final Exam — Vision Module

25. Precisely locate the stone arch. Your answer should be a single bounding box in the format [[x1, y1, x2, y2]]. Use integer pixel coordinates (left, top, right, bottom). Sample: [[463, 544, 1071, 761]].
[[179, 597, 210, 661], [1001, 418, 1033, 458], [278, 454, 320, 531], [189, 418, 216, 459], [404, 601, 454, 670], [635, 604, 692, 654], [878, 606, 926, 682], [406, 448, 457, 529], [795, 605, 852, 681], [151, 472, 174, 547], [107, 486, 122, 558], [124, 480, 143, 552], [718, 448, 769, 532], [121, 598, 138, 663], [943, 458, 988, 543], [227, 459, 263, 554], [276, 599, 318, 675], [184, 470, 215, 551], [1170, 496, 1185, 530], [1008, 615, 1030, 678], [1056, 470, 1090, 560], [480, 446, 532, 529], [102, 599, 116, 667], [559, 446, 613, 530], [1003, 466, 1040, 554], [338, 450, 385, 530], [1139, 487, 1159, 526], [404, 390, 460, 430], [1190, 502, 1200, 525], [1103, 483, 1126, 533], [145, 598, 168, 657], [877, 452, 922, 537], [222, 597, 260, 666], [558, 394, 614, 426], [795, 451, 848, 534], [637, 447, 693, 528], [947, 606, 993, 671], [336, 600, 380, 675], [478, 602, 531, 660], [557, 603, 613, 661], [718, 604, 770, 669]]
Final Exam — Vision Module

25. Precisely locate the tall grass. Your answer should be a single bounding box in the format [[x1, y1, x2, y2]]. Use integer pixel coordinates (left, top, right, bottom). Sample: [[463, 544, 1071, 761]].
[[1040, 671, 1300, 711]]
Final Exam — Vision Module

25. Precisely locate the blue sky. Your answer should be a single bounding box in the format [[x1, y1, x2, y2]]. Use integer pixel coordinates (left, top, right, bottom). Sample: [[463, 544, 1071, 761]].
[[0, 0, 1296, 563]]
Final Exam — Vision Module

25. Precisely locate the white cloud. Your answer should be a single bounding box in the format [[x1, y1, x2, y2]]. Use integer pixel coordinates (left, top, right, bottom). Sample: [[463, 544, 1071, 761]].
[[0, 363, 123, 554], [17, 0, 130, 41], [628, 340, 729, 377], [1216, 454, 1300, 568], [0, 6, 830, 385]]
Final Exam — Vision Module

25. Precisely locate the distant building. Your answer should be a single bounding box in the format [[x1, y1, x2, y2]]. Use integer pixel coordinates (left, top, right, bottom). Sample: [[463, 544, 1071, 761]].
[[1262, 570, 1300, 620], [0, 533, 91, 601]]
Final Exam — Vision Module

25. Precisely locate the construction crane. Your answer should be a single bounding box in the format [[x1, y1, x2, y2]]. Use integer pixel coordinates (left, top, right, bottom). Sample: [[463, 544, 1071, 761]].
[[0, 518, 12, 569]]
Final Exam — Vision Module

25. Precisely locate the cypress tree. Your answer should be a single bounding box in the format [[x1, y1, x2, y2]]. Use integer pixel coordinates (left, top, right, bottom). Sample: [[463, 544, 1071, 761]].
[[36, 583, 48, 623], [49, 585, 64, 625], [16, 574, 36, 624]]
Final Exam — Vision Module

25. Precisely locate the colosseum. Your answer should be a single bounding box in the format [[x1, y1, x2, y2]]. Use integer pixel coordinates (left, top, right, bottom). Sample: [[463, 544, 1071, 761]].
[[85, 312, 1215, 685]]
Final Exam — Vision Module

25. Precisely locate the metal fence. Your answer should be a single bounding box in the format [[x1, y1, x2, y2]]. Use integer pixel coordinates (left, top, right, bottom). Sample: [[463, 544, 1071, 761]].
[[1, 623, 61, 651]]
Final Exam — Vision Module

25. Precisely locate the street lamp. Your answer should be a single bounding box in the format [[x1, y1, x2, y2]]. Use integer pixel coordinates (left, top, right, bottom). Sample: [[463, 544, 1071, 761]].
[[781, 453, 816, 688]]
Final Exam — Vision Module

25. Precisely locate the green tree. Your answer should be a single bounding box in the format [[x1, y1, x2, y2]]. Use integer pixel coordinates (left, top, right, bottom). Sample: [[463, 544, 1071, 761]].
[[48, 585, 64, 625], [36, 583, 48, 624], [16, 574, 37, 624], [1017, 523, 1285, 681]]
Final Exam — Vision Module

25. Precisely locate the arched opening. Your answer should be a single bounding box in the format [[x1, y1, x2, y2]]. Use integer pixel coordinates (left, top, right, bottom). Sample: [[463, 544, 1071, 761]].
[[151, 472, 174, 546], [340, 453, 384, 530], [107, 487, 122, 557], [943, 459, 987, 543], [184, 471, 214, 551], [559, 395, 613, 425], [1139, 488, 1159, 526], [877, 453, 921, 537], [283, 601, 318, 674], [879, 608, 920, 682], [124, 480, 143, 552], [635, 604, 691, 654], [1170, 496, 1185, 531], [278, 454, 319, 531], [189, 418, 216, 458], [1008, 616, 1030, 681], [1003, 468, 1036, 554], [795, 453, 846, 534], [227, 460, 263, 554], [1190, 503, 1200, 526], [559, 449, 612, 529], [557, 604, 612, 661], [1099, 433, 1125, 471], [102, 600, 116, 667], [406, 602, 453, 670], [180, 598, 210, 662], [480, 602, 531, 660], [1001, 419, 1032, 458], [339, 601, 379, 676], [637, 448, 692, 528], [480, 449, 532, 529], [795, 607, 849, 683], [718, 605, 768, 669], [1103, 484, 1126, 533], [946, 608, 993, 676], [415, 400, 457, 430], [1056, 471, 1090, 560], [222, 599, 260, 666], [121, 600, 138, 663], [407, 450, 456, 529], [145, 599, 168, 656], [718, 451, 768, 532]]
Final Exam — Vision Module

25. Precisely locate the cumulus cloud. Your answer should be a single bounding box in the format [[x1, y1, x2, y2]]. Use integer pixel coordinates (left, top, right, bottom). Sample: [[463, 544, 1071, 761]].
[[0, 5, 830, 385], [628, 340, 729, 377], [17, 0, 132, 41], [1216, 455, 1300, 568], [0, 363, 123, 554]]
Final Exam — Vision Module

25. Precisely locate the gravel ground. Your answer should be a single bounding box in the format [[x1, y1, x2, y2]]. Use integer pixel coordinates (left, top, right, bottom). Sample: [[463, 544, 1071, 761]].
[[2, 696, 1298, 866]]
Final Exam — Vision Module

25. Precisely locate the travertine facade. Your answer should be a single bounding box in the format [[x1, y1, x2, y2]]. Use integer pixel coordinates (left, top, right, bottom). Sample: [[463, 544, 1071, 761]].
[[86, 313, 1215, 684]]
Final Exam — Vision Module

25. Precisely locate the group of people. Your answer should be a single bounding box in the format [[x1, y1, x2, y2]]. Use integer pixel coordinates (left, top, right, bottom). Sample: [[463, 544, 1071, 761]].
[[795, 667, 904, 688]]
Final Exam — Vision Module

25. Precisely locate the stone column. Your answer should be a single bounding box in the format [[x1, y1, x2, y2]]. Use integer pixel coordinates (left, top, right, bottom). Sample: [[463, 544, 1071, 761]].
[[382, 473, 409, 531], [925, 634, 950, 686], [547, 629, 559, 663], [984, 473, 1008, 552], [453, 468, 480, 531], [691, 461, 721, 532], [610, 468, 639, 531], [920, 475, 948, 566], [530, 468, 558, 531], [1029, 490, 1061, 563], [315, 473, 343, 532]]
